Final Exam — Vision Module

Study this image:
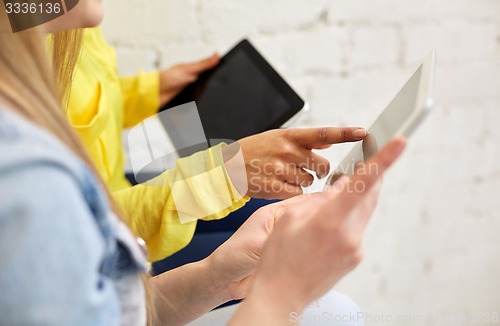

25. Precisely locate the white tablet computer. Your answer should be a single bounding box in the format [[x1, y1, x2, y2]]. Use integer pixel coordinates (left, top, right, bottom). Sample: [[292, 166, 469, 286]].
[[324, 50, 436, 188]]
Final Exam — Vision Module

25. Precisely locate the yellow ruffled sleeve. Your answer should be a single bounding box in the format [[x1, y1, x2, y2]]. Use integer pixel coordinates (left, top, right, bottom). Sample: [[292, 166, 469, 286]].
[[113, 143, 250, 262], [120, 71, 160, 129]]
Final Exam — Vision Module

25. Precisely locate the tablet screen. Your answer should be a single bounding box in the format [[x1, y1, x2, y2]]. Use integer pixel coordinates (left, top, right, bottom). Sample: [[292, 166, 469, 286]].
[[324, 50, 435, 188], [162, 40, 305, 144], [367, 65, 422, 155], [196, 50, 290, 141]]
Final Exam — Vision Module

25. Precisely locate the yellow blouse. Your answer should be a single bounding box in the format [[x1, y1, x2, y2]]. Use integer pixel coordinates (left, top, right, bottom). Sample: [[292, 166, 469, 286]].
[[68, 28, 248, 261]]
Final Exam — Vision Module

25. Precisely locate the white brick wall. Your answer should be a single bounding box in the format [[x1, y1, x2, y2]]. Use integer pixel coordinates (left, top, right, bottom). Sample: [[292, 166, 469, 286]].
[[404, 19, 499, 64], [102, 0, 500, 323]]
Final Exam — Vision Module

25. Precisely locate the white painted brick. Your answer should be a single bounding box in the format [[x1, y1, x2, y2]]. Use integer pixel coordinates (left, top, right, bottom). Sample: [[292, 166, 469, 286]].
[[199, 0, 330, 43], [252, 26, 347, 80], [435, 61, 500, 104], [146, 0, 200, 43], [307, 68, 413, 129], [404, 19, 499, 65], [101, 0, 199, 45], [349, 25, 401, 68], [328, 0, 438, 23], [100, 0, 150, 44], [284, 26, 347, 75], [385, 104, 499, 195], [114, 47, 158, 76], [328, 0, 500, 23]]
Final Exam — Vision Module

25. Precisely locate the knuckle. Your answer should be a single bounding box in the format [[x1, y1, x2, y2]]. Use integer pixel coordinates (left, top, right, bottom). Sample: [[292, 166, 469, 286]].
[[317, 128, 328, 140], [342, 128, 349, 142], [283, 186, 301, 199], [299, 173, 314, 187], [316, 160, 330, 176], [367, 192, 380, 210], [340, 234, 360, 255], [282, 129, 294, 141], [349, 249, 364, 267], [280, 143, 296, 158]]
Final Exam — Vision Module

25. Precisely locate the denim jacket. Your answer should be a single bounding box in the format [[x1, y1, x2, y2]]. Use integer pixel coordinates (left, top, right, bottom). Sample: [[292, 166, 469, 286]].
[[0, 109, 148, 326]]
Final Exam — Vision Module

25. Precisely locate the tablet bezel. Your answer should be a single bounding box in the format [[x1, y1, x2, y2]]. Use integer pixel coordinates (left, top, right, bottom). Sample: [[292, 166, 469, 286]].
[[398, 49, 435, 138], [323, 50, 436, 188]]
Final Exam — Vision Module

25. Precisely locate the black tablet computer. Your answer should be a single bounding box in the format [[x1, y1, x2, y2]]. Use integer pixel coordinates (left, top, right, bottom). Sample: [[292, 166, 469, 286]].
[[160, 39, 308, 144]]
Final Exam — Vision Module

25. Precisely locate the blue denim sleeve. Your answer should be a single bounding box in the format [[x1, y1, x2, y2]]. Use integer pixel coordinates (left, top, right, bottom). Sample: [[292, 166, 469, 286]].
[[0, 162, 120, 325]]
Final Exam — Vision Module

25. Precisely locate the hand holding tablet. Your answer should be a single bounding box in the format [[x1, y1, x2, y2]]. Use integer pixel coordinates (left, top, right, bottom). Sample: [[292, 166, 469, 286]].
[[161, 39, 308, 144]]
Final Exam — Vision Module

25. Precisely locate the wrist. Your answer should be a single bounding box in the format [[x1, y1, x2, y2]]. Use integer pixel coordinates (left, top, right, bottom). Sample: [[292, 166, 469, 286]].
[[158, 70, 171, 107], [204, 254, 234, 304], [230, 282, 306, 326], [221, 142, 249, 198], [253, 276, 308, 314], [150, 259, 233, 325]]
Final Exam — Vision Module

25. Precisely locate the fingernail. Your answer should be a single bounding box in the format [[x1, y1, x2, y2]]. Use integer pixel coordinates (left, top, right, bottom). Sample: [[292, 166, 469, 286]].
[[353, 128, 367, 138]]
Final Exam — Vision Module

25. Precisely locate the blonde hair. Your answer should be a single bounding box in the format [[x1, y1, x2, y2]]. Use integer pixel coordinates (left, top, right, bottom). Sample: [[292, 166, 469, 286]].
[[0, 12, 157, 325]]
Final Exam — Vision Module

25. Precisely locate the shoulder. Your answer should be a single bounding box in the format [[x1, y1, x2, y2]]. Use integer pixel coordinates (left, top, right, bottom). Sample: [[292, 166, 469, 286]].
[[0, 110, 84, 175], [0, 109, 108, 259], [0, 110, 120, 325], [0, 109, 111, 226]]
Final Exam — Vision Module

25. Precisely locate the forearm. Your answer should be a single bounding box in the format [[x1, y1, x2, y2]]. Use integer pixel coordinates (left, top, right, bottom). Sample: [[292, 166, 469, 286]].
[[229, 295, 297, 326], [150, 258, 232, 325]]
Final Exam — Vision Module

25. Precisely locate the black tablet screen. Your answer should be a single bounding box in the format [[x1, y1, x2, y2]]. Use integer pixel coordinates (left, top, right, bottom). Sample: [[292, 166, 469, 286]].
[[197, 50, 289, 141], [162, 40, 304, 144]]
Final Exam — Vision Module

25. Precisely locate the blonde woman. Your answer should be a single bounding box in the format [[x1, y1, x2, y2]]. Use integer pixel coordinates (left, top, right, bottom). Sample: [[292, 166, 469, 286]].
[[0, 2, 406, 325]]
